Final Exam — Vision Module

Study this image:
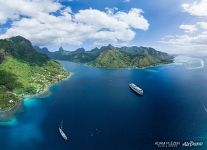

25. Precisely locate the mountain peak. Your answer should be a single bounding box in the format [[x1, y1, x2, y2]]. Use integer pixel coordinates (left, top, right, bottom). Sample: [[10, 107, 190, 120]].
[[10, 35, 26, 39], [75, 48, 85, 53], [100, 44, 115, 51], [106, 44, 114, 49], [9, 36, 30, 43], [0, 36, 49, 65], [59, 46, 65, 52]]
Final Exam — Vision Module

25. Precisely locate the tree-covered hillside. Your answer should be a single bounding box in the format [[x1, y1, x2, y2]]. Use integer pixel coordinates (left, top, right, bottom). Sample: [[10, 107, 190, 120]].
[[0, 36, 69, 111], [36, 44, 174, 68]]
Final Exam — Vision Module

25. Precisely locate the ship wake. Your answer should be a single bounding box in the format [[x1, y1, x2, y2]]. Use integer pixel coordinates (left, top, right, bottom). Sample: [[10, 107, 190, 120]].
[[201, 102, 207, 113]]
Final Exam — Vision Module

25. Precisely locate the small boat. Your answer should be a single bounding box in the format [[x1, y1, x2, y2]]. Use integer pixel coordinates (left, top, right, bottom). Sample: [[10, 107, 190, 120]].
[[129, 83, 143, 95], [59, 120, 68, 140]]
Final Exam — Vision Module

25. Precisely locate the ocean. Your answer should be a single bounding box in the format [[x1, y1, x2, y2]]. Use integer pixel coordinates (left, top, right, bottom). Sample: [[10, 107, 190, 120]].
[[1, 58, 207, 150]]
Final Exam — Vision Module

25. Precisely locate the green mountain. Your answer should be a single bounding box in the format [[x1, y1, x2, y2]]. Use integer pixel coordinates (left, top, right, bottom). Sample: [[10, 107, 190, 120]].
[[0, 36, 69, 112], [36, 44, 174, 68], [35, 46, 101, 63]]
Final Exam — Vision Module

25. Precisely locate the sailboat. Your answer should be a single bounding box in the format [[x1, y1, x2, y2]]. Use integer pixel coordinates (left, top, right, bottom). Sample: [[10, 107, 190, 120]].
[[59, 120, 68, 141]]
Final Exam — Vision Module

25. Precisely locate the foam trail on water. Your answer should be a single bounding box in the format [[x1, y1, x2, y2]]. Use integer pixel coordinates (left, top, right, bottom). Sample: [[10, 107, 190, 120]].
[[202, 103, 207, 113]]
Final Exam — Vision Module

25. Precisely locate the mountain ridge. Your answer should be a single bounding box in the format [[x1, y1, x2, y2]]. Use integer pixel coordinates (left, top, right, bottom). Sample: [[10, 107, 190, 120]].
[[35, 44, 174, 68]]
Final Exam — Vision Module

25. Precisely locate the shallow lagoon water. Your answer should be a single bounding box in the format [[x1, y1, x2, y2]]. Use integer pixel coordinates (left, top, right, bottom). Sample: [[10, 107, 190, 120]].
[[1, 58, 207, 150]]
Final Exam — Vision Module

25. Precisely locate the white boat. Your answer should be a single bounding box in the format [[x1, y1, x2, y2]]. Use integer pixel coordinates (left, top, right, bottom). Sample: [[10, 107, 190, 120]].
[[129, 83, 143, 95], [59, 120, 68, 140]]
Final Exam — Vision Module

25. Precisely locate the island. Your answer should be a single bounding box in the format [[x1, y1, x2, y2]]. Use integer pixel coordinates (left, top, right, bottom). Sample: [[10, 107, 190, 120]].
[[35, 44, 174, 68], [0, 36, 69, 120]]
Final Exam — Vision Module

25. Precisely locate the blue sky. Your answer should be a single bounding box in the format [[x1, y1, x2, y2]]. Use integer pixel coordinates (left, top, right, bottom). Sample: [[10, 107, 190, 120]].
[[57, 0, 188, 51], [0, 0, 207, 54]]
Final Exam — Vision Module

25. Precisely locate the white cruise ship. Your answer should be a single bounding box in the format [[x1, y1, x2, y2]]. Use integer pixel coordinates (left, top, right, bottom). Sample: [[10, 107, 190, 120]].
[[129, 83, 143, 95]]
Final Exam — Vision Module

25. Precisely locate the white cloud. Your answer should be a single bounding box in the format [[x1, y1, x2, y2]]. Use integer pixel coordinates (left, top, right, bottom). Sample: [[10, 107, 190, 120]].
[[0, 0, 149, 46], [160, 31, 207, 54], [114, 8, 149, 31], [197, 22, 207, 30], [161, 32, 207, 45], [182, 0, 207, 17], [159, 0, 207, 54], [0, 0, 62, 24], [105, 7, 118, 15], [159, 34, 207, 54], [123, 0, 130, 3], [179, 24, 197, 33]]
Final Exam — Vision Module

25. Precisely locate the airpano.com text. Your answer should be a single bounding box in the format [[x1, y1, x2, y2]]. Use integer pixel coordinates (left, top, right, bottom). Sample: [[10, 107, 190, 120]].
[[154, 140, 203, 148]]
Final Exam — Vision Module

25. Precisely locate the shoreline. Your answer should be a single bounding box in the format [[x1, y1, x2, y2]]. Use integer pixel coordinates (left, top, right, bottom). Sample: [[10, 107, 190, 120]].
[[0, 99, 23, 121], [25, 71, 73, 99], [58, 60, 174, 70], [0, 70, 72, 122], [85, 61, 174, 70], [0, 60, 176, 122]]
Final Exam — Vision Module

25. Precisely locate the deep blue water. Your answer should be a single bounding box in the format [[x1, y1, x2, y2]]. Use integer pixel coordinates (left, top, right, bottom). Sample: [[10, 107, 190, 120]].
[[1, 60, 207, 150]]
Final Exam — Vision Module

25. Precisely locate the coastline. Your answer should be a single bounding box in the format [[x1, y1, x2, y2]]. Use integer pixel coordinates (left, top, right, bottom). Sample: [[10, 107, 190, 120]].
[[0, 59, 175, 122], [22, 72, 72, 99], [0, 69, 71, 122], [0, 99, 23, 121], [56, 59, 175, 70], [85, 61, 174, 70], [27, 71, 73, 99]]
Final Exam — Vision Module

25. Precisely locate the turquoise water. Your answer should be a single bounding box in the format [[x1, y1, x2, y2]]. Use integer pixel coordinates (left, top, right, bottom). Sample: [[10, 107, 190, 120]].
[[1, 59, 207, 150]]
